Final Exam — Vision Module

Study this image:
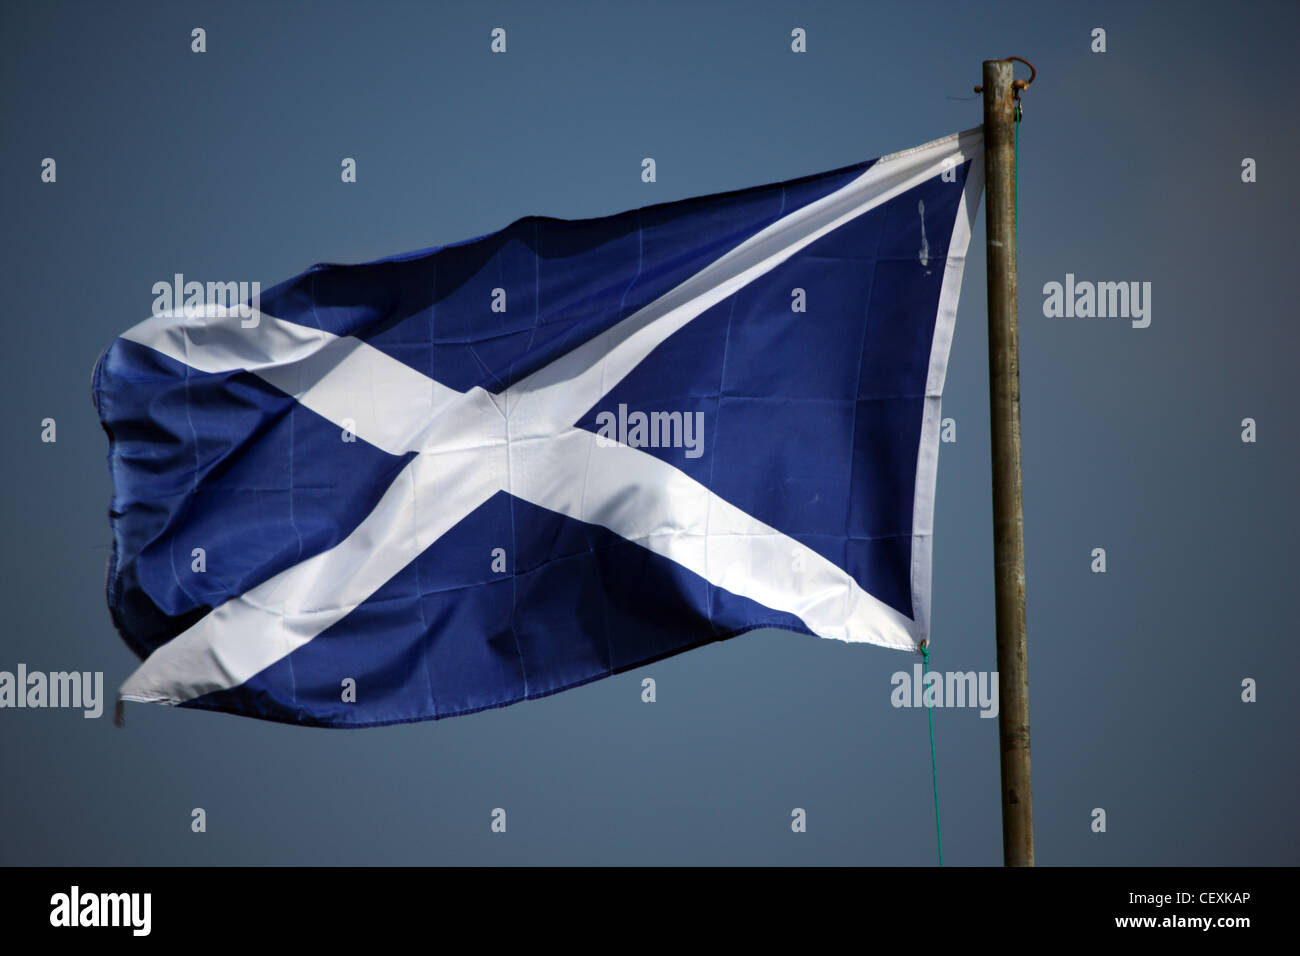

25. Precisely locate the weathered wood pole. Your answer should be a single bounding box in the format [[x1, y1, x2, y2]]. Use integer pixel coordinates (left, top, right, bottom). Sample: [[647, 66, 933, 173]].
[[982, 57, 1034, 867]]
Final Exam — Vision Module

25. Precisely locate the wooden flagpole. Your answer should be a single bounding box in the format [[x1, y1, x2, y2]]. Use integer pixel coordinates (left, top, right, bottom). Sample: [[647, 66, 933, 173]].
[[980, 57, 1035, 866]]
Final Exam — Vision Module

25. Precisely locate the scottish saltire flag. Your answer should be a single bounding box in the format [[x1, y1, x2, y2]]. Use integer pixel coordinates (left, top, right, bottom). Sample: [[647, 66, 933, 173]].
[[93, 128, 984, 727]]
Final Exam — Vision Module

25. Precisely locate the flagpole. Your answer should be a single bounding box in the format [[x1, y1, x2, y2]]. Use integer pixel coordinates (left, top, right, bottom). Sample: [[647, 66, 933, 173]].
[[980, 57, 1034, 866]]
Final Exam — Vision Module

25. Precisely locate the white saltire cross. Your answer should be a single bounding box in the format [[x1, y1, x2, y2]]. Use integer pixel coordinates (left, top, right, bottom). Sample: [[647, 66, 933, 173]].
[[118, 129, 981, 707]]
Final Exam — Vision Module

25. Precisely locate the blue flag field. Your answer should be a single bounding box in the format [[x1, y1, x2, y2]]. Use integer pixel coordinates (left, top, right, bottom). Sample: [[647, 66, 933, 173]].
[[93, 128, 985, 727]]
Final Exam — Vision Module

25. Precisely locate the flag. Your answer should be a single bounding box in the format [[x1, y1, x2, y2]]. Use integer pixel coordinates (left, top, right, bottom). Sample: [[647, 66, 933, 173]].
[[93, 128, 984, 727]]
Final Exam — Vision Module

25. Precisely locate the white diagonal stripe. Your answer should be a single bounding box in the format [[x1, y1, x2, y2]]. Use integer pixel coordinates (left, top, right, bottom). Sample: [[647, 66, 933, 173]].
[[509, 127, 983, 436], [118, 420, 507, 705], [507, 427, 916, 649], [124, 308, 468, 457]]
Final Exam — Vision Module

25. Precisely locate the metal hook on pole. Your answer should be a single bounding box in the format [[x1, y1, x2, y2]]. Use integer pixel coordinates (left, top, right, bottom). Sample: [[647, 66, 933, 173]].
[[1007, 55, 1035, 94], [973, 56, 1036, 113]]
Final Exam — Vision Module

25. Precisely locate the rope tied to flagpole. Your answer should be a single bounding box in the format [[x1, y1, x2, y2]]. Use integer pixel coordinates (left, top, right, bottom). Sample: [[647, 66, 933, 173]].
[[1015, 94, 1022, 234], [996, 55, 1031, 227], [919, 638, 943, 866], [975, 52, 1031, 235]]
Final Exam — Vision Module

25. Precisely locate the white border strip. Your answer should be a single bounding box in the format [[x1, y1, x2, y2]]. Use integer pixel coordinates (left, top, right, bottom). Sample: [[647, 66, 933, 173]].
[[909, 129, 985, 647]]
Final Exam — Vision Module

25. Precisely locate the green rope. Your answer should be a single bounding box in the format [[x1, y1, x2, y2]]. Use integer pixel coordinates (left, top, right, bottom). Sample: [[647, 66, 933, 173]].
[[922, 641, 943, 866], [1014, 99, 1022, 232]]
